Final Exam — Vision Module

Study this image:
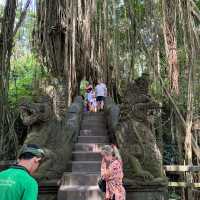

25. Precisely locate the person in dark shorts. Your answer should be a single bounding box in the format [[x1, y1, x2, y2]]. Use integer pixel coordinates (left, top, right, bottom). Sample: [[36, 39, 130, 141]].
[[96, 96, 105, 102], [95, 80, 107, 111]]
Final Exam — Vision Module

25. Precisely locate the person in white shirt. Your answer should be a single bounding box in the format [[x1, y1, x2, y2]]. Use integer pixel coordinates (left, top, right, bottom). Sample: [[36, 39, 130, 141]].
[[95, 80, 107, 111]]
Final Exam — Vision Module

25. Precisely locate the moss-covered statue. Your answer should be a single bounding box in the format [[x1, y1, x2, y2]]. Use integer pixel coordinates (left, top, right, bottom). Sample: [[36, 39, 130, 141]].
[[19, 95, 83, 181], [105, 73, 166, 185]]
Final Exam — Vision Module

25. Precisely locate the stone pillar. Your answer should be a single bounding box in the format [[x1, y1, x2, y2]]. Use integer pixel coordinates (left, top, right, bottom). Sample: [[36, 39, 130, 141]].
[[104, 96, 168, 200], [125, 183, 168, 200]]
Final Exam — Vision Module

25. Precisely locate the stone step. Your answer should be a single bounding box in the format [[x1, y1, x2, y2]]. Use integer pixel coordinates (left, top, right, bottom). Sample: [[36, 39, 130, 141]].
[[81, 124, 107, 131], [60, 172, 100, 186], [71, 161, 101, 173], [80, 129, 108, 136], [82, 118, 106, 123], [83, 112, 104, 117], [82, 115, 105, 121], [82, 120, 105, 125], [81, 122, 106, 128], [58, 185, 103, 200], [74, 143, 107, 152], [57, 111, 108, 200], [72, 151, 102, 161], [82, 117, 105, 121], [78, 136, 109, 143]]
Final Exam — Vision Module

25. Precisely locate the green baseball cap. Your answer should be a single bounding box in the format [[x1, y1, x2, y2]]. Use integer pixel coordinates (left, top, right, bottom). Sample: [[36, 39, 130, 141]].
[[19, 144, 45, 158]]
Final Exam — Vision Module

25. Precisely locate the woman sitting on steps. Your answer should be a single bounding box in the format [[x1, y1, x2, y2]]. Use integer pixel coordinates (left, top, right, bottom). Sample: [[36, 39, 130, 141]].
[[100, 145, 126, 200]]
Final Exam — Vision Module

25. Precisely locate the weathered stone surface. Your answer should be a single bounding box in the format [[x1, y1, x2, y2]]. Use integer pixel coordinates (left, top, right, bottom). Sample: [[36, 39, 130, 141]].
[[67, 97, 83, 114], [19, 96, 83, 181], [39, 195, 57, 200], [105, 74, 167, 185], [39, 78, 68, 121], [58, 112, 108, 200], [19, 96, 52, 126], [104, 96, 120, 142], [125, 183, 168, 200], [38, 180, 58, 200], [58, 185, 103, 200], [37, 177, 168, 200]]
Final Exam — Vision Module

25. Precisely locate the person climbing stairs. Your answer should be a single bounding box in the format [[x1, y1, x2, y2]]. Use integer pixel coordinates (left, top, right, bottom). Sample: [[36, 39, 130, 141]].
[[58, 112, 109, 200]]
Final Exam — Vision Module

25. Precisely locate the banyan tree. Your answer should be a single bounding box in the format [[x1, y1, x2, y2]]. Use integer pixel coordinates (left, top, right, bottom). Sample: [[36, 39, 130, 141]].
[[33, 0, 114, 115], [1, 0, 200, 199]]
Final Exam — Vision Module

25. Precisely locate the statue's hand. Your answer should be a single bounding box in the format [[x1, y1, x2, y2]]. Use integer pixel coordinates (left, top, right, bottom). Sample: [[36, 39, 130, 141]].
[[135, 170, 154, 180]]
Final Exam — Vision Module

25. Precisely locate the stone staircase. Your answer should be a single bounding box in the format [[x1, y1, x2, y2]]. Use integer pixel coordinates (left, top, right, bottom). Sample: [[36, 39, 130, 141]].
[[58, 112, 109, 200]]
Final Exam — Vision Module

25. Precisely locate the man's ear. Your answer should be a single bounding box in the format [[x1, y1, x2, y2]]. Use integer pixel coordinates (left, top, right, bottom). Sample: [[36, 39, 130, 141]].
[[37, 157, 41, 161], [34, 157, 41, 163]]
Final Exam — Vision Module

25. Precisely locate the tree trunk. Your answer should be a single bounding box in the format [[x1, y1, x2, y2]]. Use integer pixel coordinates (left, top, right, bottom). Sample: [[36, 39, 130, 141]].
[[0, 0, 33, 159], [162, 0, 179, 95], [0, 0, 17, 159]]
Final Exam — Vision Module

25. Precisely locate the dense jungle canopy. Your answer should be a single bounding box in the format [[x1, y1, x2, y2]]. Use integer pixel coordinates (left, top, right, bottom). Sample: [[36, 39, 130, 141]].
[[1, 0, 200, 198]]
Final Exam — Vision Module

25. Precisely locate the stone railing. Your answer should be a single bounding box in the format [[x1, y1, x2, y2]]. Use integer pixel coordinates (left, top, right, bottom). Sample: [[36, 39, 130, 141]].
[[65, 96, 84, 142], [0, 96, 83, 180], [104, 96, 120, 143]]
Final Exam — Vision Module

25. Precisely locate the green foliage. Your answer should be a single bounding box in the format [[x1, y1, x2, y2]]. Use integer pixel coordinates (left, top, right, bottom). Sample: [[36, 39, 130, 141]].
[[150, 77, 168, 102], [168, 190, 181, 200], [197, 0, 200, 10], [163, 144, 179, 165], [0, 4, 4, 17], [9, 53, 45, 108], [8, 3, 42, 109]]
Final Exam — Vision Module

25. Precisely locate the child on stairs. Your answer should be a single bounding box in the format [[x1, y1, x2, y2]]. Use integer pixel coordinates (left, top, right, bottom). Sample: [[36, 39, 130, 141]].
[[86, 84, 97, 112], [90, 93, 97, 112]]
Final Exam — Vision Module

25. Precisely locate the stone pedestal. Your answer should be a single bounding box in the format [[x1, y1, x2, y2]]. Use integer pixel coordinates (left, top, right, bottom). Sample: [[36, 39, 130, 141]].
[[125, 183, 168, 200]]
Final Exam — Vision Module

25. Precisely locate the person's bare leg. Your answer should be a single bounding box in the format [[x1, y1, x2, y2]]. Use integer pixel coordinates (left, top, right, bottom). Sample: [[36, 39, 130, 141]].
[[89, 103, 93, 112], [97, 101, 101, 112], [101, 100, 104, 110], [91, 104, 94, 112], [94, 104, 97, 112]]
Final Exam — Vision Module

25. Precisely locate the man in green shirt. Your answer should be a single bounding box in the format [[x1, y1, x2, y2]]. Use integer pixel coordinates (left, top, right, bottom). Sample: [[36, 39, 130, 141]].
[[80, 79, 89, 99], [0, 144, 45, 200]]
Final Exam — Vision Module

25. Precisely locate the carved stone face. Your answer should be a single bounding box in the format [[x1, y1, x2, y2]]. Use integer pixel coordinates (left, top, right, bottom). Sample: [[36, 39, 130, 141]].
[[19, 104, 40, 126], [19, 96, 52, 126]]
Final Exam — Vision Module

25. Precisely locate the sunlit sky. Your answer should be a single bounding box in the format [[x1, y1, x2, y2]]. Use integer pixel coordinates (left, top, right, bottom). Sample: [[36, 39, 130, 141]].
[[0, 0, 36, 9], [0, 0, 5, 6]]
